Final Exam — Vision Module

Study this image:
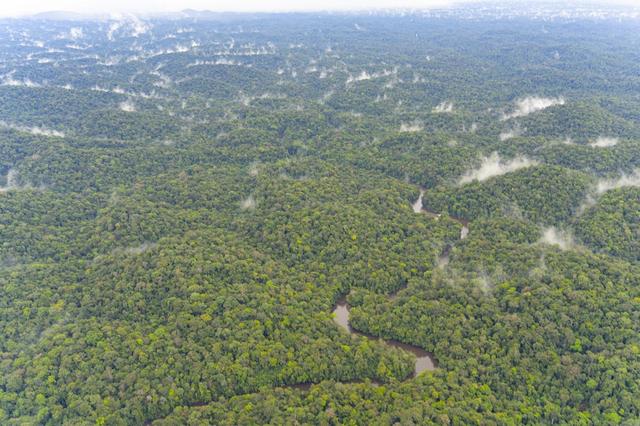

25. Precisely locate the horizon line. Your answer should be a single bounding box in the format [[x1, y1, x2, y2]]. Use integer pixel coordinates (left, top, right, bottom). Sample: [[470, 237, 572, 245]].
[[1, 1, 639, 20]]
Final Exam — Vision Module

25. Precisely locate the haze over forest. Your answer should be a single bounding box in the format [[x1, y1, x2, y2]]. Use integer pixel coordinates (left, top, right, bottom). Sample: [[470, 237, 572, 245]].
[[0, 1, 639, 424]]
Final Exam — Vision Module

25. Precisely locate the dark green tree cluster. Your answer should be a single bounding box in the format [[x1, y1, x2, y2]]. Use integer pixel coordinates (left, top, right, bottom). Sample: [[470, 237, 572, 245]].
[[0, 10, 639, 425]]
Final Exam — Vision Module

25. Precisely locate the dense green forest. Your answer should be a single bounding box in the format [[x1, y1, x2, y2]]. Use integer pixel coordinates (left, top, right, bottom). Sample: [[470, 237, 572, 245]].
[[1, 5, 639, 425]]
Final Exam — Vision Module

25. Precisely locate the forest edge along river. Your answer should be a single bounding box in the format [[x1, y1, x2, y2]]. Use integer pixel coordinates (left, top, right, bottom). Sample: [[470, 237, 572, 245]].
[[332, 297, 437, 375], [330, 189, 470, 377], [413, 189, 469, 240], [145, 189, 463, 424]]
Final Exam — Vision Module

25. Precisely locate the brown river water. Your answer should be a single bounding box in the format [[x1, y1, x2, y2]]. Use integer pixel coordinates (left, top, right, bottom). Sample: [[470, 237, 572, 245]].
[[329, 189, 471, 376], [332, 297, 437, 375]]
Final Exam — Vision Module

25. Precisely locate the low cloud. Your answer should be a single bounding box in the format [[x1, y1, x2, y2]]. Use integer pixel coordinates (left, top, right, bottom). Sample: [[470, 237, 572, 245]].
[[119, 100, 136, 112], [502, 96, 565, 120], [0, 169, 18, 192], [241, 195, 256, 210], [477, 275, 494, 297], [589, 137, 619, 148], [346, 68, 396, 84], [412, 190, 424, 213], [459, 152, 537, 184], [124, 243, 157, 255], [433, 101, 454, 113], [107, 14, 151, 40], [69, 27, 84, 40], [0, 121, 65, 137], [1, 72, 40, 88], [539, 227, 575, 250], [399, 121, 423, 132], [0, 168, 39, 192], [499, 129, 521, 141], [596, 169, 640, 194], [576, 169, 640, 214]]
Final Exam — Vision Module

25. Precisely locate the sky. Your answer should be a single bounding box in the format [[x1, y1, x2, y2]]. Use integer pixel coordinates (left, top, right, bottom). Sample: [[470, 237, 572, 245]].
[[0, 0, 638, 17]]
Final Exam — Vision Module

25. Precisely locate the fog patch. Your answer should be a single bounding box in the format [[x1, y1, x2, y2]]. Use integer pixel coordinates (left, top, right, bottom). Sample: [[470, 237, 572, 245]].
[[0, 168, 40, 192], [0, 169, 19, 192], [399, 121, 423, 132], [187, 58, 245, 67], [1, 72, 40, 87], [0, 121, 65, 137], [320, 89, 334, 103], [116, 243, 157, 255], [476, 275, 494, 297], [459, 152, 537, 184], [499, 128, 521, 141], [150, 71, 172, 88], [576, 169, 640, 214], [241, 195, 256, 210], [433, 101, 454, 113], [107, 15, 151, 40], [589, 137, 618, 148], [128, 15, 151, 37], [346, 68, 396, 84], [69, 27, 84, 39], [412, 190, 424, 213], [502, 96, 565, 120], [595, 169, 640, 194], [93, 85, 159, 100], [576, 194, 598, 215], [98, 56, 121, 66], [539, 227, 575, 250], [347, 71, 372, 83], [119, 100, 136, 112], [460, 225, 469, 240]]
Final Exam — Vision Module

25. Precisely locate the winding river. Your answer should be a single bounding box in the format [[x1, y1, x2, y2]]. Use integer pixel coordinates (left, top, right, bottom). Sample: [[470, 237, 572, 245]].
[[414, 189, 469, 239], [330, 189, 470, 376], [332, 297, 437, 375], [146, 188, 467, 423]]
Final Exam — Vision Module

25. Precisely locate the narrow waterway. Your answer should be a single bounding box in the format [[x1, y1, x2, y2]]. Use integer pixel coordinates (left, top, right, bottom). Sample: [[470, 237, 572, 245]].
[[414, 189, 469, 240], [329, 188, 472, 375], [332, 297, 437, 375]]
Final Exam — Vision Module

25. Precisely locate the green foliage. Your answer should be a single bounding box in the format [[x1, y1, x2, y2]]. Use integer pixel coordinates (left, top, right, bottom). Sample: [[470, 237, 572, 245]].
[[425, 165, 592, 225], [575, 187, 640, 261], [0, 11, 639, 426]]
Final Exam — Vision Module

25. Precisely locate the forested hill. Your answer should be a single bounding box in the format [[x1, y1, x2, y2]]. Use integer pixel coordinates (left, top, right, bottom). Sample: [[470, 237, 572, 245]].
[[1, 8, 639, 425]]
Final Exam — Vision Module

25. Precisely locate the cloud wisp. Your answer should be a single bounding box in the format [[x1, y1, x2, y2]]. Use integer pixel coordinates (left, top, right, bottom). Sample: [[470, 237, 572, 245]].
[[459, 152, 537, 184], [595, 169, 640, 194], [399, 121, 423, 132], [0, 121, 65, 137], [433, 101, 454, 113], [0, 169, 19, 192], [539, 227, 575, 251], [589, 137, 619, 148], [502, 96, 565, 120], [119, 99, 136, 112]]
